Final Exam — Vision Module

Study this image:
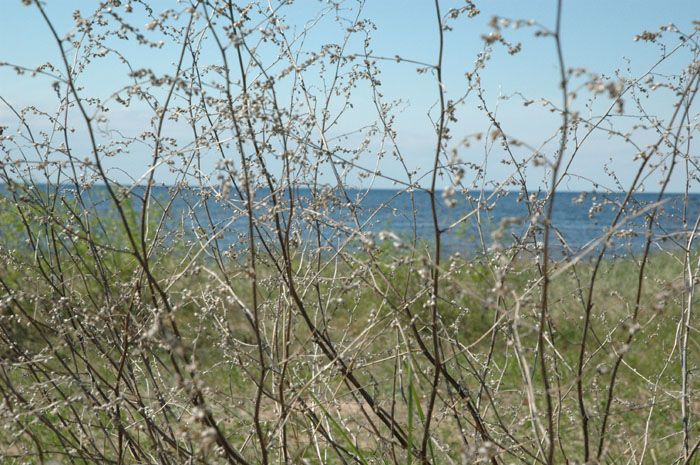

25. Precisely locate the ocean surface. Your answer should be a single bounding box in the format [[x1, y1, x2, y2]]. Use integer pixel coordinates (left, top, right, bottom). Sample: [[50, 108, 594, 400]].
[[4, 185, 700, 257], [344, 190, 700, 255]]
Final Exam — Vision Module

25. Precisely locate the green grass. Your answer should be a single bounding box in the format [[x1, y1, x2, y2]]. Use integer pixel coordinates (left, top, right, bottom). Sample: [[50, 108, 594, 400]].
[[1, 193, 699, 464]]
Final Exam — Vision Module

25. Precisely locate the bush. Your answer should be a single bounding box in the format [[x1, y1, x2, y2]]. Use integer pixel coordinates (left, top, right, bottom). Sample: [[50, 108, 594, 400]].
[[1, 2, 699, 464]]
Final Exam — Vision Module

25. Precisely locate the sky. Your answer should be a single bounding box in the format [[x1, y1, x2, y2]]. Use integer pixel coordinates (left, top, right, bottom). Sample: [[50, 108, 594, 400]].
[[1, 0, 698, 193]]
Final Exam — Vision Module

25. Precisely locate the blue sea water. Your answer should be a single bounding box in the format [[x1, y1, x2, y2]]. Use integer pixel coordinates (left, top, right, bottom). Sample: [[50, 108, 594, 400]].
[[104, 187, 700, 256], [328, 189, 700, 256], [3, 184, 700, 257]]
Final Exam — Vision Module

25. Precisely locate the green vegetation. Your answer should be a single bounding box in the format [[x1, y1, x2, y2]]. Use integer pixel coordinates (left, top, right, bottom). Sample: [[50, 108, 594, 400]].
[[1, 191, 698, 464]]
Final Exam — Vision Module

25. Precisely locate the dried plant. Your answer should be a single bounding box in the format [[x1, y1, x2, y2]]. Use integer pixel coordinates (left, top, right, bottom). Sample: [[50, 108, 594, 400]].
[[1, 1, 699, 464]]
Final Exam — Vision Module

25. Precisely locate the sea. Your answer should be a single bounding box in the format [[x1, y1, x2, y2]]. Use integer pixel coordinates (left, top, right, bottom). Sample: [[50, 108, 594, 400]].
[[3, 185, 700, 257]]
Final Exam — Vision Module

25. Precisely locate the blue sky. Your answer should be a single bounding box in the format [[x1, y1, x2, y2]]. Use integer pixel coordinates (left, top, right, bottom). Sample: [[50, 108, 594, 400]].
[[1, 1, 698, 192]]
